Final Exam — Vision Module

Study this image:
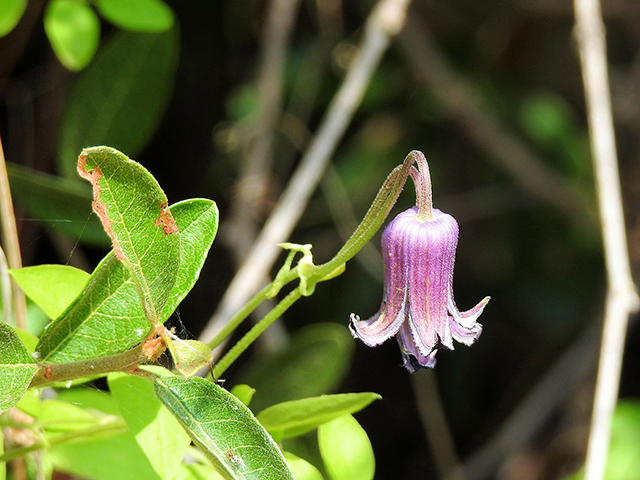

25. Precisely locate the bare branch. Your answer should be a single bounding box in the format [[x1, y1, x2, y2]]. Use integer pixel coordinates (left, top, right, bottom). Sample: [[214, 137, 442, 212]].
[[573, 0, 640, 479]]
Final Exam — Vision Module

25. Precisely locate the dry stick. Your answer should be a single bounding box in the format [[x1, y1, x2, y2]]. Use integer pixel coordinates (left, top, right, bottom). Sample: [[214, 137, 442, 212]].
[[226, 0, 302, 350], [229, 0, 302, 259], [0, 133, 26, 329], [200, 0, 414, 344], [574, 1, 640, 479]]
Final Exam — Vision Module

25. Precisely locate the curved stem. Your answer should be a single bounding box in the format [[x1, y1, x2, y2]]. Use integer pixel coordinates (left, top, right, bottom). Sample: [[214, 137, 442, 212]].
[[409, 151, 434, 222]]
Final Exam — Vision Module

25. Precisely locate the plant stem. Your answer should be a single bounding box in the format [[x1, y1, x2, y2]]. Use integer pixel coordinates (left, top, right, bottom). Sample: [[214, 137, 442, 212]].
[[0, 133, 27, 329], [211, 287, 303, 379], [0, 417, 127, 463], [573, 1, 640, 479], [29, 343, 152, 387], [409, 151, 434, 222]]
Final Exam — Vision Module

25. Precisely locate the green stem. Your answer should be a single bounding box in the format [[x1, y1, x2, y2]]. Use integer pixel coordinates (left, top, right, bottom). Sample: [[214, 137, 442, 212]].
[[212, 286, 303, 379], [29, 342, 153, 387], [207, 267, 300, 351], [0, 417, 127, 463], [207, 150, 419, 375], [312, 150, 416, 279]]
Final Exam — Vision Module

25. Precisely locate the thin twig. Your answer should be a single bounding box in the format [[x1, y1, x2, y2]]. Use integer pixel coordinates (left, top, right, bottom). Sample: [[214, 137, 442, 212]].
[[0, 132, 26, 329], [573, 1, 640, 479], [200, 0, 414, 344], [224, 0, 302, 351]]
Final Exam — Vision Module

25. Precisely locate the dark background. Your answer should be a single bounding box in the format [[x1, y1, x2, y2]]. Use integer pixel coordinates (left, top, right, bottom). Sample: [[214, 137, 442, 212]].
[[3, 0, 640, 479]]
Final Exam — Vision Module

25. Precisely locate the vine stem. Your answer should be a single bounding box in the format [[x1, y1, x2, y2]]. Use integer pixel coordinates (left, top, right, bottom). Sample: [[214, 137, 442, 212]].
[[573, 0, 640, 479], [211, 287, 303, 379]]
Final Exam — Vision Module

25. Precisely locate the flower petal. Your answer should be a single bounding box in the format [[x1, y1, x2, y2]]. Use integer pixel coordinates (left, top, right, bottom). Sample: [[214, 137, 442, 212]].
[[397, 323, 438, 371]]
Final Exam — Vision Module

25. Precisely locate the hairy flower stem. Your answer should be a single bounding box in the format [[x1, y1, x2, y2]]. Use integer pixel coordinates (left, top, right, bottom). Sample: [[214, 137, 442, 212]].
[[208, 150, 421, 375], [409, 151, 434, 222]]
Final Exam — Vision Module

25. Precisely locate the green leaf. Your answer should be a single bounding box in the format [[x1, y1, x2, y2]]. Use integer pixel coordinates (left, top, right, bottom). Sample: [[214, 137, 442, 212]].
[[0, 0, 27, 37], [257, 392, 381, 441], [36, 198, 218, 363], [44, 0, 100, 71], [57, 28, 179, 178], [9, 265, 89, 320], [318, 415, 374, 480], [236, 323, 354, 412], [284, 452, 323, 480], [49, 388, 163, 480], [155, 375, 295, 480], [77, 146, 181, 325], [109, 373, 190, 480], [7, 163, 108, 245], [96, 0, 173, 32], [0, 322, 38, 413]]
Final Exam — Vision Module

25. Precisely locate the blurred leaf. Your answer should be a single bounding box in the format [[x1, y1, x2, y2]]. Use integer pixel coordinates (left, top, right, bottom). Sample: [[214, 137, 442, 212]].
[[284, 452, 323, 480], [77, 147, 181, 325], [155, 375, 295, 480], [565, 400, 640, 480], [318, 414, 374, 480], [257, 393, 381, 440], [36, 198, 218, 363], [8, 163, 108, 245], [0, 0, 27, 37], [0, 322, 38, 413], [49, 387, 163, 480], [236, 323, 354, 412], [44, 0, 100, 71], [57, 28, 179, 178], [230, 384, 256, 407], [9, 265, 89, 319], [109, 373, 190, 480], [96, 0, 173, 32]]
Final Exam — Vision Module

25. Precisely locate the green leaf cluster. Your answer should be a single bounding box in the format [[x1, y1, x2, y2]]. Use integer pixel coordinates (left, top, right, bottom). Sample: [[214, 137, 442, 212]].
[[1, 144, 386, 479]]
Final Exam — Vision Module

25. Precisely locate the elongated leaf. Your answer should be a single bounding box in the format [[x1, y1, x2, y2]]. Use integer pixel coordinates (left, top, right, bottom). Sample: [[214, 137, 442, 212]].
[[10, 265, 89, 320], [96, 0, 174, 32], [318, 415, 375, 480], [0, 323, 38, 412], [257, 392, 381, 440], [237, 323, 354, 412], [36, 199, 218, 363], [44, 0, 100, 71], [0, 0, 28, 37], [155, 376, 295, 480], [57, 28, 179, 178], [8, 163, 108, 245], [109, 373, 190, 480], [78, 146, 180, 324]]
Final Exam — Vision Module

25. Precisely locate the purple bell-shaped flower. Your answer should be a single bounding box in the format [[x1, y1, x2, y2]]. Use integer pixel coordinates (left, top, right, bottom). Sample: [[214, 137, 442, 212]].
[[349, 152, 489, 371]]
